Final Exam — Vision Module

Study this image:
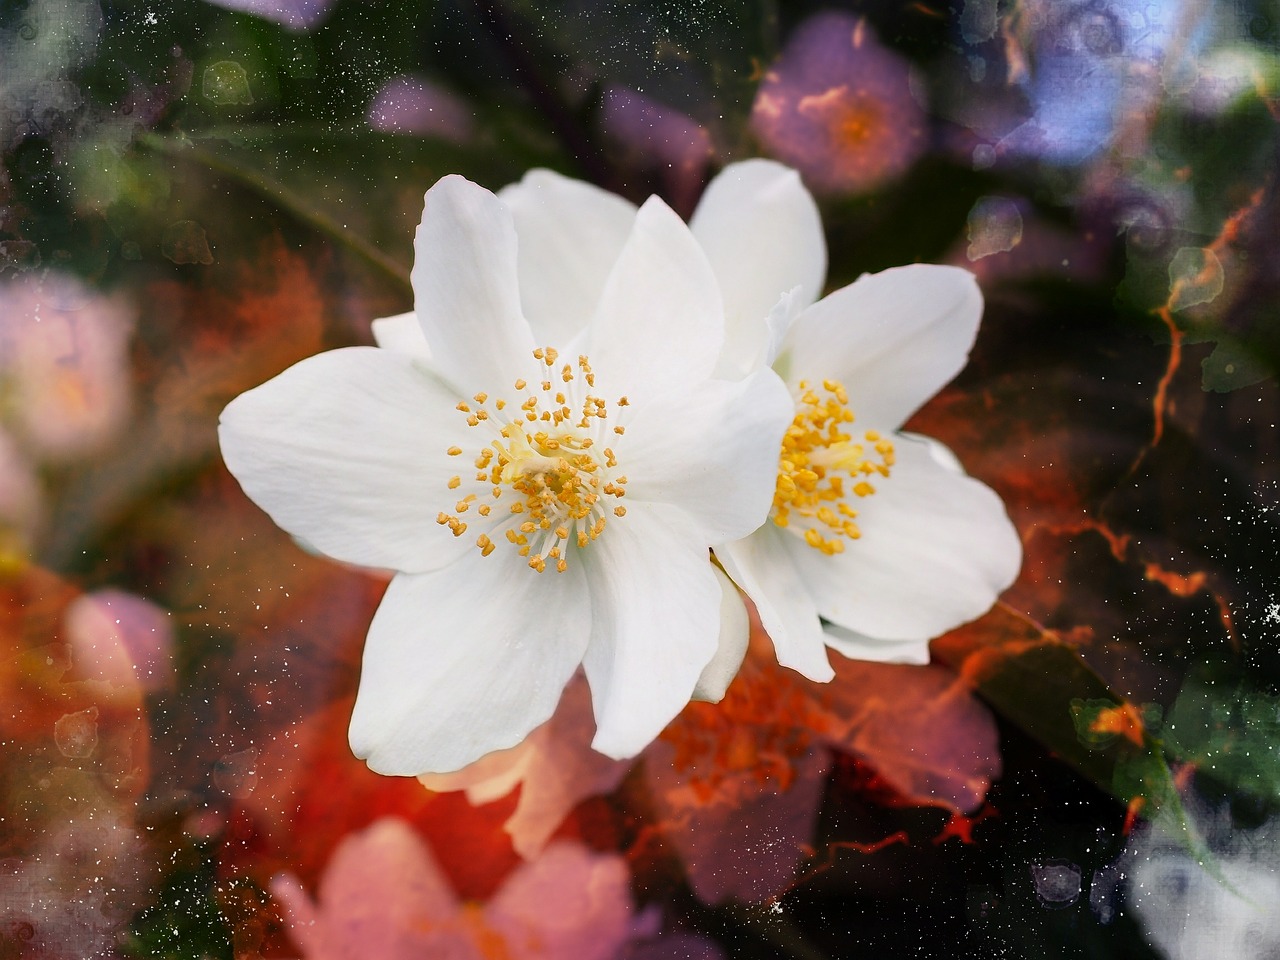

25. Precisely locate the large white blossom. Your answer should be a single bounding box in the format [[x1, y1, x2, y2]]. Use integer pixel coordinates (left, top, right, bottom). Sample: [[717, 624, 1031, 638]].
[[376, 160, 1021, 684], [219, 175, 793, 774]]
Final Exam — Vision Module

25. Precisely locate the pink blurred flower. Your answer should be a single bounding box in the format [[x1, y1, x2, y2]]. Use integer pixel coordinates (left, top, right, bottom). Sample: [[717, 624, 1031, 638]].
[[750, 13, 927, 196], [271, 818, 635, 960], [64, 589, 176, 695], [0, 272, 134, 460], [367, 75, 474, 142]]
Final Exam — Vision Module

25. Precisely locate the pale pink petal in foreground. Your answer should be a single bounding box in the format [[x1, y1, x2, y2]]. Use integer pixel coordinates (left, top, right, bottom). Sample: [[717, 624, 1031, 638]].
[[499, 682, 631, 858], [270, 819, 465, 960], [486, 842, 634, 960], [272, 819, 634, 960], [420, 678, 631, 859]]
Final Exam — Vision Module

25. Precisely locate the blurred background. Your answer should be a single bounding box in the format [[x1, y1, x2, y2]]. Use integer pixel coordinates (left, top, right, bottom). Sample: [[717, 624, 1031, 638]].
[[1, 0, 1278, 957]]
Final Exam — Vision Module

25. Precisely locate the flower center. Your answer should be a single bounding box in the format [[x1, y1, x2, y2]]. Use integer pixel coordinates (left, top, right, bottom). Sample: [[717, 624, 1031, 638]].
[[436, 348, 629, 574], [771, 379, 894, 555]]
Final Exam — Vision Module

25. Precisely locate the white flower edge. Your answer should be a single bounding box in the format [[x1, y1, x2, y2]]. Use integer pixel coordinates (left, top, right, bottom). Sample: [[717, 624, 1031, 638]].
[[219, 174, 794, 774]]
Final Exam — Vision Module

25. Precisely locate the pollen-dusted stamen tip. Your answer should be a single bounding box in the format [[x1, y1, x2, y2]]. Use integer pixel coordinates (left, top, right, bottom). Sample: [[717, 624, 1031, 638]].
[[771, 377, 892, 554], [443, 351, 626, 571]]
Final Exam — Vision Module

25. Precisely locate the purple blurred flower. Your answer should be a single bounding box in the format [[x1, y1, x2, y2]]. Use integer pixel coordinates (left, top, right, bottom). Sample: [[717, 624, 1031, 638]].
[[600, 86, 714, 213], [750, 12, 927, 195], [200, 0, 335, 31], [367, 74, 474, 142]]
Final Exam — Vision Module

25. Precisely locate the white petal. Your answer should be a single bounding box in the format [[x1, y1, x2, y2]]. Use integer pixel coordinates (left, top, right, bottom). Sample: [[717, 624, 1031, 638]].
[[780, 265, 983, 429], [370, 311, 431, 358], [716, 526, 834, 682], [411, 175, 537, 395], [822, 624, 931, 664], [582, 196, 724, 400], [619, 368, 792, 544], [690, 566, 751, 703], [762, 286, 806, 368], [349, 549, 591, 775], [785, 434, 1021, 643], [691, 160, 826, 377], [218, 347, 474, 574], [582, 504, 722, 759], [497, 169, 637, 345]]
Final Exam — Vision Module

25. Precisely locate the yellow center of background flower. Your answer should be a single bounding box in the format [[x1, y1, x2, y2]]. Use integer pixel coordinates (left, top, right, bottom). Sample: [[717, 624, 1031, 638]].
[[436, 348, 629, 573], [772, 378, 894, 555]]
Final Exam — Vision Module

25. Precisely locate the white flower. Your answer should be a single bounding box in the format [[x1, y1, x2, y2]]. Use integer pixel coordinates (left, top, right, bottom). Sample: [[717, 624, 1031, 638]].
[[375, 161, 1021, 683], [218, 175, 793, 774], [716, 263, 1023, 680]]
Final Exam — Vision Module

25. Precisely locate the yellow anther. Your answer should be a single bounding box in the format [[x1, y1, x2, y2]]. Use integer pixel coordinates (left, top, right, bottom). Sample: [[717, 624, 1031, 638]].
[[771, 378, 892, 554], [613, 425, 625, 435], [448, 476, 461, 489], [456, 402, 470, 413], [618, 396, 629, 406], [445, 351, 627, 570]]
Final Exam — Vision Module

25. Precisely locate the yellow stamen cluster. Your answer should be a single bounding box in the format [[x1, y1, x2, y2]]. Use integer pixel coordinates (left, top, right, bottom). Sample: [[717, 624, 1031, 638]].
[[435, 348, 629, 573], [772, 379, 894, 555]]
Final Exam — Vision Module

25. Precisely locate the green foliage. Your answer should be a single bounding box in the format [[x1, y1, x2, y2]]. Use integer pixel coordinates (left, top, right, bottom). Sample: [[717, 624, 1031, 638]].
[[119, 843, 233, 960]]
